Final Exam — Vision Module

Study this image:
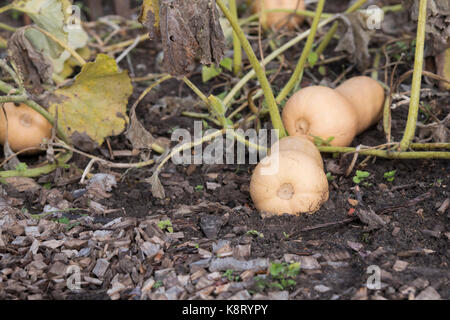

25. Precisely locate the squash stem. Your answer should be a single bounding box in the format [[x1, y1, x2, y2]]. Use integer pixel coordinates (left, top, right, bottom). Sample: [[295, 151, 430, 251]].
[[399, 0, 427, 151], [229, 0, 242, 76], [276, 0, 325, 103], [217, 0, 286, 137]]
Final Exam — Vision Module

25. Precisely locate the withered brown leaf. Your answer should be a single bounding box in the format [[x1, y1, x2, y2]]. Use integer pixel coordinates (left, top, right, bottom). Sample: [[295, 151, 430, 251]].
[[335, 13, 372, 72], [7, 27, 54, 92], [140, 0, 225, 78]]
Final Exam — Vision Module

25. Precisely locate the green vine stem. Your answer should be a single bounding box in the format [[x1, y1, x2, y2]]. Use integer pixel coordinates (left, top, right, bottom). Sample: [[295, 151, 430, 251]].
[[0, 22, 16, 32], [314, 0, 367, 57], [371, 50, 381, 80], [317, 146, 450, 159], [382, 96, 392, 143], [181, 111, 221, 126], [399, 0, 427, 151], [276, 0, 325, 103], [410, 143, 450, 150], [0, 4, 13, 15], [222, 15, 337, 108], [183, 77, 210, 106], [217, 0, 286, 137], [229, 0, 242, 76], [0, 151, 72, 178]]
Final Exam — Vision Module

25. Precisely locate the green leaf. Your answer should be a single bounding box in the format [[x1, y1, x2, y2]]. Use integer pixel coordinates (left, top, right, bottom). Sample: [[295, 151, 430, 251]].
[[353, 176, 361, 184], [356, 170, 370, 178], [286, 279, 297, 287], [318, 65, 326, 76], [15, 162, 28, 172], [312, 135, 334, 147], [48, 54, 132, 148], [157, 219, 172, 230], [202, 64, 222, 83], [216, 91, 228, 100], [57, 217, 70, 224], [220, 57, 233, 71], [287, 262, 301, 277], [270, 282, 284, 290], [384, 170, 396, 178], [269, 263, 284, 277], [308, 52, 318, 67]]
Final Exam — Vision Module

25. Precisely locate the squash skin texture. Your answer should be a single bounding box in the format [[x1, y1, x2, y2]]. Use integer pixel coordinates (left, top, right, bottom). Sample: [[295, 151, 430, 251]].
[[0, 103, 52, 154], [270, 135, 323, 169], [252, 0, 305, 30], [282, 86, 358, 147], [250, 150, 329, 215], [335, 76, 385, 134]]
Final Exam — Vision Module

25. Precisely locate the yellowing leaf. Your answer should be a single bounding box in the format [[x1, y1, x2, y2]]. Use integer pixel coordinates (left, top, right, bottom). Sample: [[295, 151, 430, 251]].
[[11, 0, 71, 42], [48, 54, 132, 150]]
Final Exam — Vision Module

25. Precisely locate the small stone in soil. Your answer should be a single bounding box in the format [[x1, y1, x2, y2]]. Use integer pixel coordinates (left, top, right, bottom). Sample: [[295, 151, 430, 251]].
[[393, 260, 409, 272], [314, 285, 331, 293], [284, 254, 321, 270], [268, 291, 289, 300], [392, 227, 400, 236], [415, 286, 441, 300], [200, 215, 224, 239]]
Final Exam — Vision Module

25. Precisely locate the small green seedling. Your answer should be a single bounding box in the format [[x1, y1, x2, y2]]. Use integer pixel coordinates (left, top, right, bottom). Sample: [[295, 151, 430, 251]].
[[312, 135, 334, 147], [326, 172, 335, 181], [223, 269, 240, 282], [153, 280, 163, 289], [246, 230, 264, 238], [195, 185, 204, 191], [307, 52, 319, 68], [157, 219, 174, 233], [383, 170, 397, 182], [353, 170, 370, 184], [56, 217, 80, 231], [43, 182, 52, 190], [15, 162, 28, 172], [202, 57, 233, 83], [269, 262, 301, 290], [361, 232, 370, 244], [318, 65, 327, 76]]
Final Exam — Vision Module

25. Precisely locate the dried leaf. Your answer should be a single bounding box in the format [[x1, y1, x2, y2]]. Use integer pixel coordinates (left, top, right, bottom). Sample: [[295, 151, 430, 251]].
[[48, 54, 132, 151], [417, 114, 450, 143], [146, 172, 166, 199], [403, 0, 450, 54], [435, 48, 450, 90], [7, 27, 54, 90], [140, 0, 225, 77], [125, 107, 156, 150], [9, 0, 89, 80], [335, 13, 373, 72], [356, 208, 387, 230]]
